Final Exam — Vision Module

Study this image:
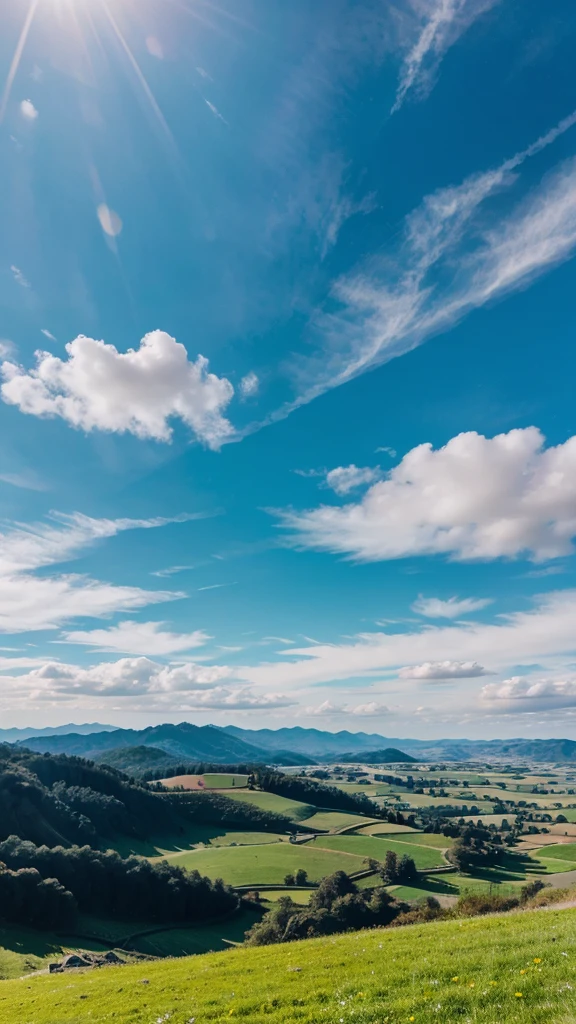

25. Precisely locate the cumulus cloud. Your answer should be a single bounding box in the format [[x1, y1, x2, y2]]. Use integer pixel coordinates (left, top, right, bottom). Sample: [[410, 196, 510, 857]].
[[239, 372, 259, 399], [399, 660, 489, 679], [412, 595, 493, 618], [239, 590, 576, 690], [0, 511, 190, 633], [1, 330, 235, 448], [0, 656, 294, 711], [308, 699, 391, 716], [61, 620, 211, 656], [481, 675, 576, 711], [19, 99, 38, 120], [393, 0, 500, 112], [277, 427, 576, 563], [325, 464, 382, 495]]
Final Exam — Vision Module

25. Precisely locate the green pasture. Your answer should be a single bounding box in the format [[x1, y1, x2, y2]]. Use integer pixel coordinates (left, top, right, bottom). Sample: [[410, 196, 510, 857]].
[[299, 810, 377, 830], [223, 789, 315, 820], [109, 824, 287, 859], [3, 906, 576, 1024], [313, 834, 446, 869], [357, 822, 418, 836], [162, 841, 369, 885]]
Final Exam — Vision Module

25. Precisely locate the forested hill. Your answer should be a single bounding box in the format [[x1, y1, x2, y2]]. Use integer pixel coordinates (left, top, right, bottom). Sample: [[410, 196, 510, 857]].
[[0, 745, 295, 849], [19, 723, 311, 766]]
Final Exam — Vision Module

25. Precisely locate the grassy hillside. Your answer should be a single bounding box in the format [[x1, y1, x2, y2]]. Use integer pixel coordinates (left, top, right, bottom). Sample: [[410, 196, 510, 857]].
[[224, 789, 315, 820], [161, 842, 370, 884], [315, 833, 446, 868], [2, 906, 575, 1023]]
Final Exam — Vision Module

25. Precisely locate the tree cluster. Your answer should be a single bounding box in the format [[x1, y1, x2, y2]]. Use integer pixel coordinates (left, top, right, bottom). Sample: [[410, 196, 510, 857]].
[[0, 836, 238, 924], [245, 871, 405, 946], [255, 770, 390, 820], [0, 861, 77, 930]]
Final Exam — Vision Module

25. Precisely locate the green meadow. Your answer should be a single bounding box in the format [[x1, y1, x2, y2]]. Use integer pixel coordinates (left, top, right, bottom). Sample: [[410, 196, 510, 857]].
[[3, 907, 575, 1023]]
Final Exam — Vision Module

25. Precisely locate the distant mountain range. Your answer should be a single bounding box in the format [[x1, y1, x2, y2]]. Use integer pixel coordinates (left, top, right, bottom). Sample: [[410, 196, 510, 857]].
[[0, 723, 116, 744], [10, 722, 576, 764]]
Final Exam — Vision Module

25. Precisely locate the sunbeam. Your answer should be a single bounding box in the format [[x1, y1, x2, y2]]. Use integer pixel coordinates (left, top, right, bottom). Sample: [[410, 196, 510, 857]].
[[0, 0, 40, 123]]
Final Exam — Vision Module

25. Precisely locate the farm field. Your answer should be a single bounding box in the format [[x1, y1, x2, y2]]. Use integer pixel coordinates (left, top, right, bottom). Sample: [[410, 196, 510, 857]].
[[298, 810, 377, 830], [109, 824, 287, 859], [3, 906, 576, 1024], [162, 841, 370, 885], [314, 833, 447, 868], [357, 822, 418, 835], [160, 773, 249, 790], [533, 843, 576, 873], [223, 789, 315, 820]]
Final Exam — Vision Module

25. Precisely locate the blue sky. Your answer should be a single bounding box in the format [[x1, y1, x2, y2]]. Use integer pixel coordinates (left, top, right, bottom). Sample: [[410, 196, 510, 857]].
[[1, 0, 576, 738]]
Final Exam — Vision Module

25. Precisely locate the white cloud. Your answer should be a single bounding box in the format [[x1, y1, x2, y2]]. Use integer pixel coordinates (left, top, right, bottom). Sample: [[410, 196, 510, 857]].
[[96, 204, 123, 237], [0, 575, 178, 634], [239, 372, 259, 399], [325, 464, 382, 495], [0, 657, 294, 711], [259, 111, 576, 428], [277, 427, 576, 563], [1, 330, 235, 448], [0, 510, 194, 576], [151, 565, 195, 578], [308, 699, 391, 716], [10, 265, 30, 289], [393, 0, 500, 112], [399, 660, 488, 679], [239, 589, 576, 690], [61, 620, 211, 656], [481, 675, 576, 712], [0, 511, 190, 633], [204, 100, 228, 124], [19, 99, 38, 120], [41, 329, 57, 342], [0, 340, 15, 359], [412, 595, 493, 618]]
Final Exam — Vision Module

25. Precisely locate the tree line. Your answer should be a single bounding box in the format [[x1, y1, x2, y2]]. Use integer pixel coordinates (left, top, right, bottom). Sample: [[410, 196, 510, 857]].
[[254, 769, 408, 822], [0, 836, 238, 929]]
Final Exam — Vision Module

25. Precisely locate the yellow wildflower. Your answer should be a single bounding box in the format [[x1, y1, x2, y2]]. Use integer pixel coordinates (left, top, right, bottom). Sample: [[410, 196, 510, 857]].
[[469, 982, 475, 988], [533, 958, 542, 964], [489, 981, 497, 986], [409, 1017, 415, 1022], [520, 969, 526, 975], [451, 977, 459, 982], [515, 992, 523, 998]]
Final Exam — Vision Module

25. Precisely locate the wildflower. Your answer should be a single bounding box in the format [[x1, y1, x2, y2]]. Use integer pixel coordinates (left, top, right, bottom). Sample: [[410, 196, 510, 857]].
[[469, 982, 475, 988], [533, 958, 542, 964], [409, 1017, 415, 1021], [451, 976, 459, 982], [489, 981, 497, 987], [515, 992, 523, 998], [520, 969, 526, 975]]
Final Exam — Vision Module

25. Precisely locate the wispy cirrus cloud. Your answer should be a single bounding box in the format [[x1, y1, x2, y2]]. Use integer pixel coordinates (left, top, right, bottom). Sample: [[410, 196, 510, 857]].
[[239, 589, 576, 690], [61, 620, 211, 657], [0, 511, 192, 633], [412, 595, 493, 618], [254, 110, 576, 430], [392, 0, 501, 113]]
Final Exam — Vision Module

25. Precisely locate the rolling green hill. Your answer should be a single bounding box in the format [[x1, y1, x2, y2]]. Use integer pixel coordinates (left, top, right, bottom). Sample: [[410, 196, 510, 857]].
[[2, 905, 575, 1023]]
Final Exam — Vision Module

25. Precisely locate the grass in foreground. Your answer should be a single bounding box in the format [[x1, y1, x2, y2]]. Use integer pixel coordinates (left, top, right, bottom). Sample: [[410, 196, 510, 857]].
[[2, 906, 576, 1023]]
